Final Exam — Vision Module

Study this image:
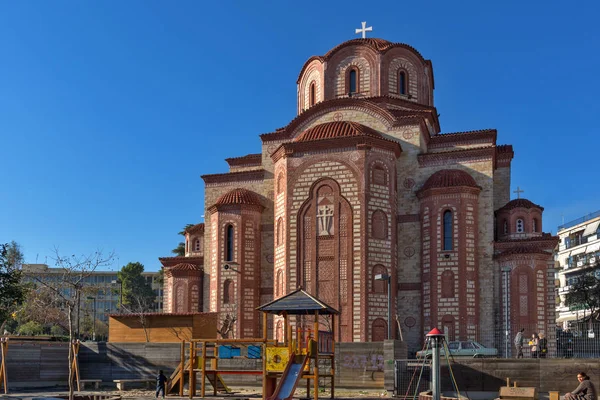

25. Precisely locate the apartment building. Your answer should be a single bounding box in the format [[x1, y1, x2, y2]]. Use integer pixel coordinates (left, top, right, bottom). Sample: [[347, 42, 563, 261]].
[[22, 264, 163, 322], [556, 210, 600, 327]]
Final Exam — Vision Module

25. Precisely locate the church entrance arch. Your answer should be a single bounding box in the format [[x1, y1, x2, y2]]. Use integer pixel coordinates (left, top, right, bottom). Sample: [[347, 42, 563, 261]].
[[298, 178, 353, 342]]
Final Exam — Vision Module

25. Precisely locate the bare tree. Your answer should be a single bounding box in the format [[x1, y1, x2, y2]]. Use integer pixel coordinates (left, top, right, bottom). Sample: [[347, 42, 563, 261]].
[[23, 248, 115, 400], [217, 313, 237, 339], [120, 294, 154, 342]]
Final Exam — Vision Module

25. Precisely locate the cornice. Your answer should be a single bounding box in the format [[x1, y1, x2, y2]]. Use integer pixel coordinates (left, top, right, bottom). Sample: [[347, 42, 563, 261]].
[[418, 146, 495, 168], [201, 169, 265, 186]]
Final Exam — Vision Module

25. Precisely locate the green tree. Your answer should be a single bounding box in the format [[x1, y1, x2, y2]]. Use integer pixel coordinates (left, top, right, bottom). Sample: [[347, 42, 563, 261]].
[[171, 224, 194, 256], [17, 320, 43, 336], [0, 243, 27, 333], [565, 274, 600, 318], [117, 262, 155, 311], [5, 241, 24, 270]]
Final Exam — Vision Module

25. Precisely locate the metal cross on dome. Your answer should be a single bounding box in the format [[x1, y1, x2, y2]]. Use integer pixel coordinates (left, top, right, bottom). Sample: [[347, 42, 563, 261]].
[[355, 21, 373, 39], [513, 186, 524, 199]]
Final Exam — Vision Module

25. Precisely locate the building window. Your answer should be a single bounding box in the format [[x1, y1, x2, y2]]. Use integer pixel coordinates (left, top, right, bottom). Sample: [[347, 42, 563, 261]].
[[443, 210, 453, 250], [223, 279, 233, 304], [441, 270, 455, 298], [516, 219, 524, 233], [532, 218, 538, 232], [309, 82, 316, 106], [276, 217, 284, 247], [372, 318, 387, 341], [372, 165, 387, 185], [349, 68, 358, 94], [226, 224, 234, 261], [503, 220, 508, 235], [398, 70, 407, 95], [194, 238, 201, 252], [372, 210, 388, 240]]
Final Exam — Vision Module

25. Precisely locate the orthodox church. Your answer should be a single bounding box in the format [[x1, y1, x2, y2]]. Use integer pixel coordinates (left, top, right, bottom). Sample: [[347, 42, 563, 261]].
[[159, 28, 558, 353]]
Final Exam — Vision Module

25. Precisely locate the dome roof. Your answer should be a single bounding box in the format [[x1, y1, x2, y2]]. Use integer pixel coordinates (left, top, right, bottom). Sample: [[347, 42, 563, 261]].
[[294, 121, 383, 142], [170, 263, 202, 271], [322, 38, 426, 62], [498, 198, 544, 212], [420, 169, 479, 191], [215, 188, 262, 207]]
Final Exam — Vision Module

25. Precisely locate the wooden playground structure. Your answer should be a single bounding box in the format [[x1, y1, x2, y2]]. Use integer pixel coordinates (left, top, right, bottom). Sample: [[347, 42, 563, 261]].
[[168, 289, 339, 400]]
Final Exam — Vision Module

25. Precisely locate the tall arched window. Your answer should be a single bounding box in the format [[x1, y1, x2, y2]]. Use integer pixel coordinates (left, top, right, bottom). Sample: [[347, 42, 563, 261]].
[[276, 269, 284, 298], [441, 270, 455, 298], [372, 318, 387, 341], [503, 220, 508, 235], [194, 238, 201, 252], [532, 218, 538, 232], [276, 217, 284, 247], [309, 82, 316, 106], [226, 224, 234, 261], [372, 210, 388, 239], [516, 218, 524, 233], [443, 210, 453, 250], [349, 69, 358, 94], [398, 70, 407, 95], [223, 279, 233, 304]]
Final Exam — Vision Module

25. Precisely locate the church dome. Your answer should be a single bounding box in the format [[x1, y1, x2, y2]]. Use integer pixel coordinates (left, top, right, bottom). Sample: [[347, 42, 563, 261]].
[[420, 169, 479, 191], [215, 188, 262, 206], [324, 38, 395, 58], [498, 198, 543, 212], [294, 121, 383, 142], [170, 263, 202, 271]]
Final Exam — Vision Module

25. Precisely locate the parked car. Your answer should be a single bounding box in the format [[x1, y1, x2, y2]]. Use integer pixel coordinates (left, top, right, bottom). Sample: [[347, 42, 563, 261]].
[[416, 340, 498, 359]]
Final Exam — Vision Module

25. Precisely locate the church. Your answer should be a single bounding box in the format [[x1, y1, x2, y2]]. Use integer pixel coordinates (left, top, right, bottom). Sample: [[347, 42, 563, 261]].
[[159, 27, 559, 353]]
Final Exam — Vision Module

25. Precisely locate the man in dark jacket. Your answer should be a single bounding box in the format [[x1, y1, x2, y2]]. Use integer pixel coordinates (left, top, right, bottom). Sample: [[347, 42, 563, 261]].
[[565, 372, 597, 400]]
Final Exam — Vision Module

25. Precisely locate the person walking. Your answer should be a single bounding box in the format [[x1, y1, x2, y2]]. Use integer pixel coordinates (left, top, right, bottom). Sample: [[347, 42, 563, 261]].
[[538, 333, 548, 358], [514, 328, 525, 358], [156, 370, 168, 400], [529, 333, 539, 358], [565, 372, 597, 400]]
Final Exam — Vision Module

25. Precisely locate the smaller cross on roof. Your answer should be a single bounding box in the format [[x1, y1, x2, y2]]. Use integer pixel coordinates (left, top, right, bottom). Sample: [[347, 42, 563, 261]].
[[513, 186, 524, 199], [355, 21, 373, 39]]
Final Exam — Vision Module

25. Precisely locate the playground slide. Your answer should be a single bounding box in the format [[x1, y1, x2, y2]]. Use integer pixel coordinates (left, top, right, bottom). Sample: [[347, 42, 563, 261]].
[[267, 354, 309, 400]]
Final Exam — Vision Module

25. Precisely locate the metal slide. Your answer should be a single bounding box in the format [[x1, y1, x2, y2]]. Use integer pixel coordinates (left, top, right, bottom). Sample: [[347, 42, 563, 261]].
[[267, 354, 309, 400]]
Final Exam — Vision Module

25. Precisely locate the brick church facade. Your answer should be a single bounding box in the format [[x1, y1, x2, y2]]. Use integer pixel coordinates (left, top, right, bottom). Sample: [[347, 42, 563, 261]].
[[159, 37, 558, 352]]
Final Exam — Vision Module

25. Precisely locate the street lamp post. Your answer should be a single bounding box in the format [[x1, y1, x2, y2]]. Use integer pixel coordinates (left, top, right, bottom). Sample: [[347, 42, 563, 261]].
[[375, 273, 392, 340], [502, 267, 511, 358], [87, 296, 96, 341]]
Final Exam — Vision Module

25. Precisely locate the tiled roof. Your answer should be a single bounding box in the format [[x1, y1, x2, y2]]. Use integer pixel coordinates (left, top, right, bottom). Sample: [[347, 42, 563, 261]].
[[429, 129, 497, 146], [225, 153, 262, 167], [498, 198, 544, 212], [420, 169, 479, 191], [185, 223, 204, 235], [170, 263, 202, 271], [215, 188, 262, 206], [495, 246, 552, 258], [294, 121, 383, 142]]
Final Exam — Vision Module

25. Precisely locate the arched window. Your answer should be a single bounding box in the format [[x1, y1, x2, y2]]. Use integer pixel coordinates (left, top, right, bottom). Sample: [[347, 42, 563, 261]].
[[443, 210, 453, 250], [185, 239, 189, 253], [276, 320, 284, 343], [372, 210, 388, 239], [398, 70, 407, 95], [194, 238, 201, 252], [372, 265, 388, 293], [277, 173, 285, 193], [349, 68, 358, 95], [223, 279, 233, 304], [372, 318, 387, 341], [441, 270, 455, 298], [276, 217, 284, 247], [309, 82, 316, 106], [516, 218, 524, 233], [276, 269, 284, 298], [503, 220, 508, 235], [372, 165, 387, 185], [532, 218, 538, 232], [225, 224, 234, 261]]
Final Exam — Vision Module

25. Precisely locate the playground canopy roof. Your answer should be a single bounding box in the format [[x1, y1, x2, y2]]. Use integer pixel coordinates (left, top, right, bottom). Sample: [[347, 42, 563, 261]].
[[257, 288, 340, 315]]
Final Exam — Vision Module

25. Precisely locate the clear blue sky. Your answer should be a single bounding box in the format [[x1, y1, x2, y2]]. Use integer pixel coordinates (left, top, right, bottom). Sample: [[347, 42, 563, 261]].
[[1, 1, 599, 272]]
